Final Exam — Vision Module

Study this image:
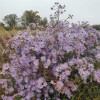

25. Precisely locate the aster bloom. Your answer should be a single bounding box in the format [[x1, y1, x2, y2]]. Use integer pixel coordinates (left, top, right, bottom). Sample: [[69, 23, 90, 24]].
[[62, 87, 72, 99], [78, 68, 90, 83], [0, 20, 100, 100], [44, 59, 51, 69], [55, 80, 64, 91], [94, 70, 100, 83], [95, 53, 100, 61], [41, 56, 46, 62]]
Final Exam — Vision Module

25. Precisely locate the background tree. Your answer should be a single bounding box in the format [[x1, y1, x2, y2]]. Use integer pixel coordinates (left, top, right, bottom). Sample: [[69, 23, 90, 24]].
[[21, 10, 41, 27], [40, 17, 48, 27], [3, 14, 18, 29], [92, 24, 100, 30], [0, 22, 4, 28]]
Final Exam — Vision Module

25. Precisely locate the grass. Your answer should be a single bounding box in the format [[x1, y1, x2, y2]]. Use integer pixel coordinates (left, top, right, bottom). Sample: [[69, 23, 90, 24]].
[[0, 26, 18, 71]]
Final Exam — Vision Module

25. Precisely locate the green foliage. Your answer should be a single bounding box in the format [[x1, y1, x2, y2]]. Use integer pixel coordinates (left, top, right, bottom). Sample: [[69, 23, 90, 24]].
[[0, 22, 4, 28], [92, 25, 100, 31], [3, 14, 18, 29], [21, 10, 41, 27], [71, 81, 100, 100], [40, 17, 48, 27]]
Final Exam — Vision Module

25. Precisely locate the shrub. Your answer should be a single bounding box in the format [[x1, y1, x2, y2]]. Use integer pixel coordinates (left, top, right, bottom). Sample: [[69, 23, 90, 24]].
[[0, 21, 100, 100]]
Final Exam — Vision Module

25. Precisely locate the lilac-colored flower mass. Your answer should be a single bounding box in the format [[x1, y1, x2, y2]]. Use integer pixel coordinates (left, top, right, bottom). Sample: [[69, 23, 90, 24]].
[[0, 21, 100, 100]]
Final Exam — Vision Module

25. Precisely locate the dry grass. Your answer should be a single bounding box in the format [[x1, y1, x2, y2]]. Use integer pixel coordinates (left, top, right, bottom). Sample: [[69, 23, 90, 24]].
[[0, 26, 18, 70]]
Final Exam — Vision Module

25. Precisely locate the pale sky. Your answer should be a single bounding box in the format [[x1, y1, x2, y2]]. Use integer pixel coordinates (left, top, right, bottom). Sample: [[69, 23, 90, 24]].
[[0, 0, 100, 25]]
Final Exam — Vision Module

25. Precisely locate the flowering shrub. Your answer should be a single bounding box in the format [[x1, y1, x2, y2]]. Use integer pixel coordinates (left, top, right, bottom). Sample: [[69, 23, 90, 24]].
[[0, 21, 100, 100]]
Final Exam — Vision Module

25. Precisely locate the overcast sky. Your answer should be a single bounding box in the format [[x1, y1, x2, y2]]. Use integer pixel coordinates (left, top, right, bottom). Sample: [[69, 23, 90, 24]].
[[0, 0, 100, 25]]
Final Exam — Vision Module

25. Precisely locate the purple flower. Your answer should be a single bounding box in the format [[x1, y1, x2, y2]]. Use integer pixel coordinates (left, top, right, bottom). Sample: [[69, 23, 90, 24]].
[[55, 81, 64, 91], [0, 20, 100, 99], [94, 70, 100, 83]]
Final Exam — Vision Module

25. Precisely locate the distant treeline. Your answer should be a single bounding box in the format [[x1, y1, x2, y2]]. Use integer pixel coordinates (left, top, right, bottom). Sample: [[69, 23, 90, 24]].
[[0, 10, 48, 30], [0, 10, 100, 31], [92, 25, 100, 31]]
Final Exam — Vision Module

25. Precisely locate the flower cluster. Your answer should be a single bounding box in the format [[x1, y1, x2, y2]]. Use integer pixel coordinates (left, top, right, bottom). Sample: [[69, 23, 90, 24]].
[[0, 21, 100, 100]]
